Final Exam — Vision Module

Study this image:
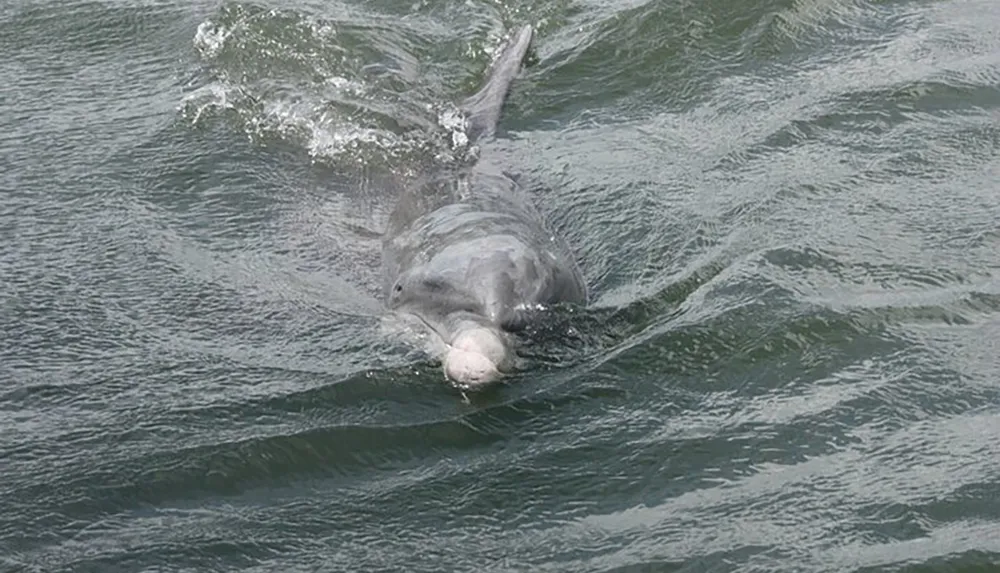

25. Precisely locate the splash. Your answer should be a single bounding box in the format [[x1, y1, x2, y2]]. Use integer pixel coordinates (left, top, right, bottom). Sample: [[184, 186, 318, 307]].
[[436, 105, 469, 150], [182, 6, 449, 165], [192, 20, 231, 59]]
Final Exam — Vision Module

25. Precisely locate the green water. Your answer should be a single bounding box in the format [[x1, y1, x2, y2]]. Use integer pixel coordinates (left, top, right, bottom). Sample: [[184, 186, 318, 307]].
[[2, 0, 999, 571]]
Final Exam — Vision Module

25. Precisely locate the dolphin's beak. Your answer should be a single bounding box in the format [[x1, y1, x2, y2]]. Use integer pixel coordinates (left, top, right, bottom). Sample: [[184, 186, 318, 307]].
[[442, 326, 508, 388], [444, 347, 500, 387]]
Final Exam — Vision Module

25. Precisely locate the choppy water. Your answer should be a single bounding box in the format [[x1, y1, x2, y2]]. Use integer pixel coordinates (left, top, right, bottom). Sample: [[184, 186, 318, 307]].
[[3, 0, 1000, 571]]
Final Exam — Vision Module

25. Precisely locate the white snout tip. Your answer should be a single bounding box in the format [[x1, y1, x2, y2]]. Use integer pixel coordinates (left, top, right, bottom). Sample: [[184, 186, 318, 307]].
[[442, 327, 507, 388], [444, 347, 500, 387]]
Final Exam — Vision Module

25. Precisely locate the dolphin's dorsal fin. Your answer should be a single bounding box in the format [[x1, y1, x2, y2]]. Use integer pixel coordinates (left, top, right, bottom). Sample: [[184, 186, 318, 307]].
[[460, 25, 534, 143]]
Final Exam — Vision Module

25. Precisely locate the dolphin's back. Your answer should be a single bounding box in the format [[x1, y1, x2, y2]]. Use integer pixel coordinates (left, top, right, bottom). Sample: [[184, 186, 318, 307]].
[[460, 25, 534, 142], [380, 23, 587, 387]]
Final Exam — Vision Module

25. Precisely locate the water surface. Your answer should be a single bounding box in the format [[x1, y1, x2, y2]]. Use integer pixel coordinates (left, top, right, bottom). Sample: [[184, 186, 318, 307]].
[[2, 0, 1000, 571]]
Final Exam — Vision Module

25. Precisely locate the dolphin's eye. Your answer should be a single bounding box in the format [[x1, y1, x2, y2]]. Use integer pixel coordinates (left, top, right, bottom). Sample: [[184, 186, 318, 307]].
[[394, 284, 403, 293]]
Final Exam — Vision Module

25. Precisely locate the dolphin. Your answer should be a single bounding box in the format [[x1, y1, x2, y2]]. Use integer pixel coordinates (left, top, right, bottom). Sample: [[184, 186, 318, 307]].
[[382, 25, 586, 389]]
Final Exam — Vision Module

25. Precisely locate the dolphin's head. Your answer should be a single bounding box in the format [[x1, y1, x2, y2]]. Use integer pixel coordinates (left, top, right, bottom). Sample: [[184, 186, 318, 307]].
[[389, 268, 515, 389], [406, 309, 514, 389], [384, 232, 580, 389]]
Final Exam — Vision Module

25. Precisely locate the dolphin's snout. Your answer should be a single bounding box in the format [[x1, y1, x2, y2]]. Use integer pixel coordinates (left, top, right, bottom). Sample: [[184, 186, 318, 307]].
[[444, 347, 500, 387], [443, 326, 507, 388]]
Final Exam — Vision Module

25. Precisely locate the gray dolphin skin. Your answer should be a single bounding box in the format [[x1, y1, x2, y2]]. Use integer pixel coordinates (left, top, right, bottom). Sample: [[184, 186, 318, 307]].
[[382, 25, 586, 389]]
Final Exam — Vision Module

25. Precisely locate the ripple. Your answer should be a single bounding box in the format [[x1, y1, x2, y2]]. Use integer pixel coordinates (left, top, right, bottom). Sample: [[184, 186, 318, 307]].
[[5, 0, 1000, 571]]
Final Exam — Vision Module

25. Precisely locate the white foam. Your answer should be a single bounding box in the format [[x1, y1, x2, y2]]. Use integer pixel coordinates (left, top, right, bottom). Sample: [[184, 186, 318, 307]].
[[437, 106, 470, 150], [178, 82, 238, 125], [192, 20, 230, 59], [184, 12, 445, 162]]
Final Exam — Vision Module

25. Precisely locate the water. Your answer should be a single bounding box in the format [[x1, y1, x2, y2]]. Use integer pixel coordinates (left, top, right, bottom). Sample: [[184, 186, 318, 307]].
[[2, 0, 1000, 571]]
